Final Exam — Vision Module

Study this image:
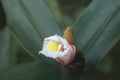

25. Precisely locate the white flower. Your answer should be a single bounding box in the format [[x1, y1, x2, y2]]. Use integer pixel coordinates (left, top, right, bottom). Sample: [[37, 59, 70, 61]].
[[39, 34, 76, 66]]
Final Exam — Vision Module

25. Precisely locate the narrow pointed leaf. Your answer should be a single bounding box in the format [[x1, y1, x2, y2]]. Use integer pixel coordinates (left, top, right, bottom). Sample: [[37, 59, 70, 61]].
[[73, 0, 120, 71], [1, 0, 62, 62], [0, 28, 17, 72], [73, 0, 120, 51], [19, 0, 62, 37], [84, 9, 120, 71]]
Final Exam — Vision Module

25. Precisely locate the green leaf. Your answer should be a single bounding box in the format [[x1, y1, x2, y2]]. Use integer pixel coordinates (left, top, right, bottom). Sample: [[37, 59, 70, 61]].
[[0, 62, 68, 80], [73, 0, 120, 71], [45, 0, 62, 25], [19, 0, 62, 37], [1, 0, 62, 62], [84, 9, 120, 71], [0, 28, 17, 72], [1, 0, 65, 79], [74, 0, 120, 51]]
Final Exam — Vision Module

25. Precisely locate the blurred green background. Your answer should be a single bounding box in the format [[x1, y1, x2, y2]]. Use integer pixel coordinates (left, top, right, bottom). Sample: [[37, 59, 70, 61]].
[[0, 0, 120, 80]]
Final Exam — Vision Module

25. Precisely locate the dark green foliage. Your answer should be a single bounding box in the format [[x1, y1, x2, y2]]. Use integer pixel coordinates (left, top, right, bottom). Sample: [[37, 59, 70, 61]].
[[73, 0, 120, 71], [0, 28, 17, 72], [0, 0, 120, 80], [0, 62, 66, 80]]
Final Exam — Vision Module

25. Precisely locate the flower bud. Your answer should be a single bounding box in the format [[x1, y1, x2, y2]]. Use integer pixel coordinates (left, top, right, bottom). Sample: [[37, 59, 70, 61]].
[[39, 27, 76, 67]]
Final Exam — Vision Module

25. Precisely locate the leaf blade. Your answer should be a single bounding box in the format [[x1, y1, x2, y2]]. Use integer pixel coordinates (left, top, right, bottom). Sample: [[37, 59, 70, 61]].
[[1, 0, 62, 63], [0, 28, 17, 73], [73, 0, 120, 72], [0, 62, 68, 80], [84, 9, 120, 71], [73, 0, 120, 51]]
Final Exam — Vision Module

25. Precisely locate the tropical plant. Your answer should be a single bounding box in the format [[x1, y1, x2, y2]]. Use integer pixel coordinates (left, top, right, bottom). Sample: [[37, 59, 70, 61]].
[[0, 0, 120, 80]]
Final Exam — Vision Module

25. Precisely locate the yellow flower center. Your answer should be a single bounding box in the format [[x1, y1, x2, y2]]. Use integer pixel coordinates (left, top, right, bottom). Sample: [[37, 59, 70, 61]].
[[46, 41, 59, 52]]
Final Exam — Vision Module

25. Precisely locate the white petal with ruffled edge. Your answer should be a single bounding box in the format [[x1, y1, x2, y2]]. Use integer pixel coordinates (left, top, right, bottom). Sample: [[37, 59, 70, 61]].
[[39, 34, 76, 66]]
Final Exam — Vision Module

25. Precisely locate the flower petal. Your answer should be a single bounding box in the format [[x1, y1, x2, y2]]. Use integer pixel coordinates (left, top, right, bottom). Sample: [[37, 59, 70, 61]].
[[39, 34, 76, 67]]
